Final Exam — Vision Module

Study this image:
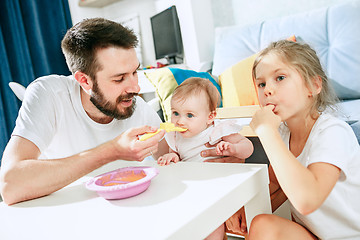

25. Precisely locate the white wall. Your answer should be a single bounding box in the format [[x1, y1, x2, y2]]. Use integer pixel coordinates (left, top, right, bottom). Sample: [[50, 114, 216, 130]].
[[67, 0, 104, 24], [213, 0, 347, 28], [170, 0, 214, 71], [67, 0, 214, 70], [67, 0, 350, 70], [67, 0, 157, 67], [103, 0, 156, 67]]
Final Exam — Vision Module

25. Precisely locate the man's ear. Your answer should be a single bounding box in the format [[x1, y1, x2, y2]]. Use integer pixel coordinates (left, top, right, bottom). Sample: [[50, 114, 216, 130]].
[[74, 71, 93, 93], [207, 110, 217, 124]]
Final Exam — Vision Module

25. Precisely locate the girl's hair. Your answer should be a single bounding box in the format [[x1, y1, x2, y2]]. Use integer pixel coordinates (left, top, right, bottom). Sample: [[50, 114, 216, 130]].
[[61, 18, 138, 81], [172, 77, 220, 112], [252, 40, 338, 116]]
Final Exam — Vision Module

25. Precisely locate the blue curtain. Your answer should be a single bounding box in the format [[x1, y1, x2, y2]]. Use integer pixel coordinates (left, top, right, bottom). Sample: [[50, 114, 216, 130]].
[[0, 0, 72, 163]]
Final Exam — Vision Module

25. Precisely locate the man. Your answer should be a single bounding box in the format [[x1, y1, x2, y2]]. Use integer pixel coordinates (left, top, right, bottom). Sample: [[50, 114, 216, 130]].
[[0, 18, 241, 206], [0, 18, 167, 205]]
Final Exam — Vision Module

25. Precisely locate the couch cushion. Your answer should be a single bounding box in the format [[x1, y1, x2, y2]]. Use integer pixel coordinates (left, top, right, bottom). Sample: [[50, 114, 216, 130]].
[[337, 99, 360, 123], [219, 53, 259, 107], [212, 1, 360, 100]]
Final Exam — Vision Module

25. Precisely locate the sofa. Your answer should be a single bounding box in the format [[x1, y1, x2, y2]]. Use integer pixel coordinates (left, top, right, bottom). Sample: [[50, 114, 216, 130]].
[[210, 0, 360, 143], [146, 1, 360, 169]]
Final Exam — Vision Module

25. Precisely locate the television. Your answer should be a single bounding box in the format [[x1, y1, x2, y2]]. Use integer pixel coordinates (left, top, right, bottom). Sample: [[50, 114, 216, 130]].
[[150, 6, 183, 64]]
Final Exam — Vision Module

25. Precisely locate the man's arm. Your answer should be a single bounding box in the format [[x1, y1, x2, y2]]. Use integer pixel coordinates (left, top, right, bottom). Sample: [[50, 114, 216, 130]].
[[0, 126, 165, 205], [202, 133, 253, 163], [0, 136, 113, 205]]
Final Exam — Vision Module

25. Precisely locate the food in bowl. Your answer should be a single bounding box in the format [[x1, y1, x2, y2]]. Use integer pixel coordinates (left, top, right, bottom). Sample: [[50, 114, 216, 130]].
[[85, 166, 159, 199]]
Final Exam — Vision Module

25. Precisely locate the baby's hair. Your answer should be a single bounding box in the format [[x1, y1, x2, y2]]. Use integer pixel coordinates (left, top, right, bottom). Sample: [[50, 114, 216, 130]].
[[172, 77, 220, 112], [252, 40, 338, 116]]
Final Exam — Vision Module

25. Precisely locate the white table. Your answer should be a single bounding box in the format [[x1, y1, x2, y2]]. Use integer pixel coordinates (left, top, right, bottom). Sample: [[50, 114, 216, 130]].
[[0, 160, 271, 240]]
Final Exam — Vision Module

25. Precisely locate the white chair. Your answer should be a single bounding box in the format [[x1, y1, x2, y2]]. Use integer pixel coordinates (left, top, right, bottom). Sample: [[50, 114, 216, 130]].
[[8, 82, 26, 101], [146, 96, 161, 112]]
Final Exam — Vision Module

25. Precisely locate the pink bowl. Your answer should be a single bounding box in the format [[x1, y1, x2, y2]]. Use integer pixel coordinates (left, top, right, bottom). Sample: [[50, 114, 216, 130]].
[[85, 166, 159, 200]]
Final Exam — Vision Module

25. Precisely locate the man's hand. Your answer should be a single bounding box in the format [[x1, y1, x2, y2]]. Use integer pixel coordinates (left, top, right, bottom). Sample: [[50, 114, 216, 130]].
[[202, 143, 246, 163], [112, 125, 165, 161]]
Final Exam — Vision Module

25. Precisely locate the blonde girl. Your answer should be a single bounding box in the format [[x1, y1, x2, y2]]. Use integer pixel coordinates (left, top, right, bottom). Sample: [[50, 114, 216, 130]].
[[249, 40, 360, 240]]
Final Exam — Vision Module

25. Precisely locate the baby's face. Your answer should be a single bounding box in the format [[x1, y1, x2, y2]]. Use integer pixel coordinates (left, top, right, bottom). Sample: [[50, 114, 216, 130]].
[[170, 91, 215, 138]]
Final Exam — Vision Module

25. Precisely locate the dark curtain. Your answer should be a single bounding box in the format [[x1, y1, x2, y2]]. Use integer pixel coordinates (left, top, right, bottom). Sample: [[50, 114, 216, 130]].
[[0, 0, 72, 163]]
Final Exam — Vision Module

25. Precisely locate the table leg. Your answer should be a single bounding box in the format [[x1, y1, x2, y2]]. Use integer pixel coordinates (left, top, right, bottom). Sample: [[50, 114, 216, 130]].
[[244, 184, 272, 230]]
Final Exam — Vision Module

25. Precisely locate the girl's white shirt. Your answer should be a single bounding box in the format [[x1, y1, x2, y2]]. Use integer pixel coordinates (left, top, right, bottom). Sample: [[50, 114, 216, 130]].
[[279, 113, 360, 240]]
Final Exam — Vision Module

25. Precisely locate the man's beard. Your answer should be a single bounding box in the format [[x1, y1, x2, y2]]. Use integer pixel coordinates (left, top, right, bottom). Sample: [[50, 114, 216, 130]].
[[90, 80, 137, 120]]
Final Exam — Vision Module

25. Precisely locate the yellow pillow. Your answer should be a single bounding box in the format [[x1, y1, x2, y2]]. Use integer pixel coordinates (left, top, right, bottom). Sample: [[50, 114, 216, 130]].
[[144, 68, 177, 122], [219, 53, 259, 107]]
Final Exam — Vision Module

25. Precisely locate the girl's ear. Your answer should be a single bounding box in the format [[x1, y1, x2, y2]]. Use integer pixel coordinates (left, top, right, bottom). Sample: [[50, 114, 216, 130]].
[[207, 110, 217, 124], [74, 71, 93, 93], [311, 76, 323, 96]]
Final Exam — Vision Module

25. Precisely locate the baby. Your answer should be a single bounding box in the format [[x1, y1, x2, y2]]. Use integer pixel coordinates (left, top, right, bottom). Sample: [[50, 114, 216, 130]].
[[157, 77, 253, 166], [157, 77, 254, 239]]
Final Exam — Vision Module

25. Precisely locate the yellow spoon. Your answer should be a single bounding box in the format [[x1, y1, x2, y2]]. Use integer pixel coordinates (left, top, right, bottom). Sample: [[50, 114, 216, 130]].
[[139, 122, 187, 141]]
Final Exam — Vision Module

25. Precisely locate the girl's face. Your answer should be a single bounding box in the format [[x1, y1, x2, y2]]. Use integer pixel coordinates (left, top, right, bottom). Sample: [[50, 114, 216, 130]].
[[254, 53, 315, 122], [170, 91, 215, 138]]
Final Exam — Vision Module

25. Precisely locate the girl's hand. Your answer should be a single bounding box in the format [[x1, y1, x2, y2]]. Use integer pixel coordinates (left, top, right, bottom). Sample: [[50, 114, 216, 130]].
[[250, 105, 281, 134]]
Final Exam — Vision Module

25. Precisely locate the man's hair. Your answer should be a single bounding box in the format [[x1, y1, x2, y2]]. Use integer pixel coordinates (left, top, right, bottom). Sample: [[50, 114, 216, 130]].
[[252, 40, 338, 116], [172, 77, 220, 112], [61, 18, 138, 80]]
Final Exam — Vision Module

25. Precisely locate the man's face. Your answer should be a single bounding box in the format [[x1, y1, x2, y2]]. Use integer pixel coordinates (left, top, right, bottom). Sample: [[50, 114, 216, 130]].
[[90, 47, 140, 120], [90, 79, 137, 120]]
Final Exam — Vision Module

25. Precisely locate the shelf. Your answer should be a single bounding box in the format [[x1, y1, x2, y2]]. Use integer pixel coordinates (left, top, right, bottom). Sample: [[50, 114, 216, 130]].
[[78, 0, 122, 8]]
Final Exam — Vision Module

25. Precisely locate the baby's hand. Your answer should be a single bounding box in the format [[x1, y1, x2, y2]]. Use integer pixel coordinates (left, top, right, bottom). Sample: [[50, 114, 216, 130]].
[[157, 153, 180, 166], [216, 141, 234, 156]]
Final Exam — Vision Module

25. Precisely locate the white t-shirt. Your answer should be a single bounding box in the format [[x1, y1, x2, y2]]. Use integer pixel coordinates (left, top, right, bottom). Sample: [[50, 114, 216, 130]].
[[279, 113, 360, 240], [12, 75, 162, 159], [165, 120, 243, 162]]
